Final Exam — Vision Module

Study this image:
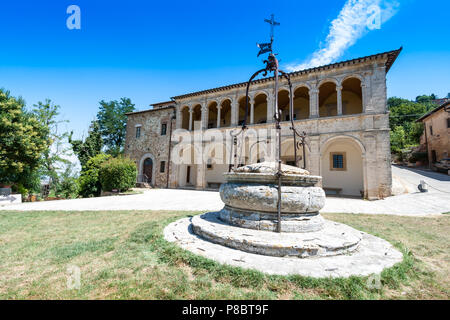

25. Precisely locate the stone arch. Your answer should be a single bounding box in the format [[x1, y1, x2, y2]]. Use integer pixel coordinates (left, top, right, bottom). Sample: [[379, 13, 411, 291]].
[[237, 95, 250, 126], [252, 90, 270, 99], [293, 83, 312, 92], [253, 92, 268, 124], [219, 98, 232, 127], [319, 135, 366, 197], [207, 101, 218, 129], [341, 73, 364, 86], [293, 86, 310, 120], [318, 77, 339, 88], [341, 77, 363, 115], [191, 104, 202, 131], [319, 81, 337, 117], [180, 105, 190, 130], [281, 138, 311, 169], [278, 89, 290, 122], [139, 153, 156, 185]]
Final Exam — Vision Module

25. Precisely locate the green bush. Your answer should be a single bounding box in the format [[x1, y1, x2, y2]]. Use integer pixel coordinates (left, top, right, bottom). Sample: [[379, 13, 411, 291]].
[[99, 157, 137, 192], [79, 154, 111, 197], [12, 183, 29, 199], [55, 176, 79, 199]]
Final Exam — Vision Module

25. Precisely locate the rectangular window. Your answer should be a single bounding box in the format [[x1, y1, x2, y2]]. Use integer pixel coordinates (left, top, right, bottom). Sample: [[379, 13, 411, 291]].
[[160, 161, 166, 173], [161, 123, 167, 136], [135, 126, 141, 138], [330, 152, 346, 171], [429, 125, 433, 135], [447, 118, 450, 128]]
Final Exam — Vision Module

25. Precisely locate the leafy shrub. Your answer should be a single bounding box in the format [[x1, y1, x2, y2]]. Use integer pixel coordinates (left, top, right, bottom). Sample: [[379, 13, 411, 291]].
[[55, 176, 79, 199], [12, 183, 29, 199], [99, 157, 137, 192], [78, 153, 111, 197]]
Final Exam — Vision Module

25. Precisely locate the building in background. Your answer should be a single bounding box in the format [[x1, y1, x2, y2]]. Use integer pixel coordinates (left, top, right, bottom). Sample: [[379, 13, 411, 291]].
[[124, 48, 402, 199], [417, 101, 450, 166]]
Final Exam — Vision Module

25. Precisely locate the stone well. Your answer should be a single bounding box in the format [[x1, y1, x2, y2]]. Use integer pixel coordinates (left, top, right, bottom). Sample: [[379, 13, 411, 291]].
[[164, 162, 403, 277]]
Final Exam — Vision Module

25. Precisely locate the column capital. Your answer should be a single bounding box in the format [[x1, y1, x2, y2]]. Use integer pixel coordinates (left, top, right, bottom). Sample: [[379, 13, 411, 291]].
[[336, 85, 343, 91]]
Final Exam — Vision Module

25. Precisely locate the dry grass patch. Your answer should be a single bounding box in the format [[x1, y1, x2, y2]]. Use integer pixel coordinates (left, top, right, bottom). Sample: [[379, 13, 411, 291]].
[[0, 210, 448, 299]]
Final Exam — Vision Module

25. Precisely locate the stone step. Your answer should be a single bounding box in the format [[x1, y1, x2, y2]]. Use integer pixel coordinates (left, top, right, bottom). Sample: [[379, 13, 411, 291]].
[[191, 212, 362, 258]]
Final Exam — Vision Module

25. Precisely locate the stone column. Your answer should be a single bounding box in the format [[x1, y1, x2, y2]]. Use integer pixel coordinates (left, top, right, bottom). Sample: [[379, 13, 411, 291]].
[[250, 97, 255, 124], [202, 105, 208, 130], [308, 136, 321, 177], [363, 134, 378, 200], [361, 83, 367, 113], [336, 85, 343, 116], [188, 107, 193, 131], [217, 105, 222, 128], [176, 107, 182, 129], [267, 96, 274, 123], [309, 88, 319, 118], [231, 101, 238, 126]]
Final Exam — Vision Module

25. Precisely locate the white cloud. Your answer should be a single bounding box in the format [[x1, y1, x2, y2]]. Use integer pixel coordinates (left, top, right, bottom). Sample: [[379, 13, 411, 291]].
[[286, 0, 400, 72]]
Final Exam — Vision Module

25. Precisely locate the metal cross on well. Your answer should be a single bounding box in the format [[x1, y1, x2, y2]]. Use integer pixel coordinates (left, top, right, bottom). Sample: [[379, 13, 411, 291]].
[[257, 14, 280, 57], [264, 14, 280, 43]]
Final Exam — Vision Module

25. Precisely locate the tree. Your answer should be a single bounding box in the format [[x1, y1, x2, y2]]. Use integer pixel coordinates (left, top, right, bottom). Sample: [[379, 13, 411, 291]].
[[32, 99, 71, 189], [69, 120, 103, 169], [390, 126, 406, 154], [0, 89, 49, 187], [78, 153, 111, 197], [388, 95, 436, 150], [97, 98, 135, 156], [54, 163, 79, 199]]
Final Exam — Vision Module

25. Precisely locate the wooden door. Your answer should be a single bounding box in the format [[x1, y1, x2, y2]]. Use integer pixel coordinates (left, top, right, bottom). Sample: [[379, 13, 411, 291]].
[[143, 158, 153, 183]]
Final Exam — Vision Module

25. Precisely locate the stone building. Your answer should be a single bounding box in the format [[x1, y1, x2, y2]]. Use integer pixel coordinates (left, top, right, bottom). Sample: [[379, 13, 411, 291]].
[[124, 48, 402, 200], [417, 100, 450, 165]]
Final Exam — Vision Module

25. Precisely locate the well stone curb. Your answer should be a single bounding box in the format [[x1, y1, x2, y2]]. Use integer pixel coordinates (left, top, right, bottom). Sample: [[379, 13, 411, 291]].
[[164, 214, 404, 278]]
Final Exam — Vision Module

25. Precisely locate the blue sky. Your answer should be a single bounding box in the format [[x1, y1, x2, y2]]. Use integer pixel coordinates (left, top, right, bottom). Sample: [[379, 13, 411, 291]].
[[0, 0, 449, 138]]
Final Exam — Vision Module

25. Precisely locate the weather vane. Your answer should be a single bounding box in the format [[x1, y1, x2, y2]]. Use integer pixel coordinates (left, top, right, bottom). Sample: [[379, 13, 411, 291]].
[[257, 14, 280, 57]]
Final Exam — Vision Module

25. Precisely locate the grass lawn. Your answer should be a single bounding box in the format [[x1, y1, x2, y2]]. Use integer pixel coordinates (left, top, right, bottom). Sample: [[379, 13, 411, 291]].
[[0, 210, 448, 300]]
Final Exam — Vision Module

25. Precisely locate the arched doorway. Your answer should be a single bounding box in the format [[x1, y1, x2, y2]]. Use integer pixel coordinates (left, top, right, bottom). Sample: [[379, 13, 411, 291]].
[[143, 158, 153, 183], [320, 136, 365, 197]]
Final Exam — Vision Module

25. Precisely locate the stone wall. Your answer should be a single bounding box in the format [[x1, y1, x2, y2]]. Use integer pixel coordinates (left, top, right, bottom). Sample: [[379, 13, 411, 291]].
[[124, 107, 176, 188], [422, 108, 450, 163]]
